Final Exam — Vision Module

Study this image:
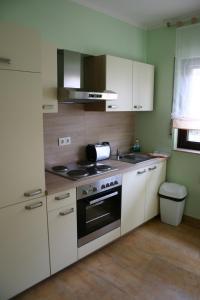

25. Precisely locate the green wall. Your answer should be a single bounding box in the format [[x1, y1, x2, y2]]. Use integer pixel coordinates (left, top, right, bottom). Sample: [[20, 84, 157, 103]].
[[0, 0, 146, 61], [1, 0, 199, 219], [136, 27, 200, 219]]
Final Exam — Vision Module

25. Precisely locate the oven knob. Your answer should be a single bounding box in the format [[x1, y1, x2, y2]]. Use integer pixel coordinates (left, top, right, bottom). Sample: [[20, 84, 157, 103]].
[[82, 189, 88, 195], [114, 180, 118, 185], [92, 187, 97, 192], [106, 183, 110, 187], [110, 182, 114, 186], [101, 184, 105, 189]]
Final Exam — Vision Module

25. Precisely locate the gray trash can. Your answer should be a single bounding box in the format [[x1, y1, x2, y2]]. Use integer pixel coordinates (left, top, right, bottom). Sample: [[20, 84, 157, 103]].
[[159, 182, 187, 226]]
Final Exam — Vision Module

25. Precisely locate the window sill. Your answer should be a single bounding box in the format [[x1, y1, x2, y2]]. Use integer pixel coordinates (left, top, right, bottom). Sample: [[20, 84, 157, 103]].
[[173, 147, 200, 155]]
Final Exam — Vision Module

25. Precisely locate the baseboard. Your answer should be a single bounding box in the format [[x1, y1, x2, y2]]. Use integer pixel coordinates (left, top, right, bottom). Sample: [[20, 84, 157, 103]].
[[182, 215, 200, 229]]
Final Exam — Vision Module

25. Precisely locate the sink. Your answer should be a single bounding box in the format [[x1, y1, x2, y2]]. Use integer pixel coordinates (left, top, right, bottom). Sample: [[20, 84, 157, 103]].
[[118, 153, 153, 164]]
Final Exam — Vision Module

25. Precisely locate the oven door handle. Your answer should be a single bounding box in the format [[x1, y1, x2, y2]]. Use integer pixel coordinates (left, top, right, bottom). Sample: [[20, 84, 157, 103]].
[[89, 191, 118, 205]]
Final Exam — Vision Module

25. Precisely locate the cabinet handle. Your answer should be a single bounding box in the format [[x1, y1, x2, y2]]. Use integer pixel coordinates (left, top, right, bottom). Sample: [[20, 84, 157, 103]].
[[55, 193, 70, 201], [24, 188, 42, 197], [108, 105, 118, 109], [137, 170, 146, 175], [42, 104, 55, 109], [25, 201, 43, 210], [148, 166, 157, 171], [59, 208, 74, 216], [0, 57, 11, 64]]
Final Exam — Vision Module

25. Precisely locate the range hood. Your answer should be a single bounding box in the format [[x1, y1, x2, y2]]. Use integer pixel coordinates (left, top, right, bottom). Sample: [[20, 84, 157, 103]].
[[57, 49, 118, 103]]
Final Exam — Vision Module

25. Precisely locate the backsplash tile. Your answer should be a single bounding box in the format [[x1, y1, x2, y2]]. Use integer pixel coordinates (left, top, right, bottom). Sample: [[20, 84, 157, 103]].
[[43, 104, 135, 165]]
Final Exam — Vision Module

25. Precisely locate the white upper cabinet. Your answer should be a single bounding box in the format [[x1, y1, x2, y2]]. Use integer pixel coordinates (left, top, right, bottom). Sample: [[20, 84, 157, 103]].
[[0, 23, 41, 72], [132, 61, 154, 111], [41, 41, 58, 113], [105, 55, 133, 111], [84, 54, 154, 112]]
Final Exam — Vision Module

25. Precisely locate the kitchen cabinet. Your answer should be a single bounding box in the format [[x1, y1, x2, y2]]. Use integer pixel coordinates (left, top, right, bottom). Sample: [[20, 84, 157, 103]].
[[0, 70, 45, 208], [132, 61, 154, 111], [121, 168, 146, 235], [84, 55, 132, 111], [47, 188, 78, 274], [144, 161, 166, 222], [41, 40, 58, 113], [121, 161, 166, 235], [106, 55, 133, 111], [0, 24, 48, 299], [0, 197, 50, 300], [0, 23, 40, 72], [84, 54, 154, 112]]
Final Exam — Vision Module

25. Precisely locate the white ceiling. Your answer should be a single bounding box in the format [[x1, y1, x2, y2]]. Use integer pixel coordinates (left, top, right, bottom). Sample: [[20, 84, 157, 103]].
[[71, 0, 200, 29]]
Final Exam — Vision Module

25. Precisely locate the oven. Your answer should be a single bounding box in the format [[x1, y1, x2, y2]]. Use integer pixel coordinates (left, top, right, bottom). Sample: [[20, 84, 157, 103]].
[[77, 174, 122, 247]]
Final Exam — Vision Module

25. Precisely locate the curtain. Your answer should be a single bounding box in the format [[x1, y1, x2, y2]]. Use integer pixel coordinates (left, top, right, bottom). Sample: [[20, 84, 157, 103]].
[[172, 23, 200, 129]]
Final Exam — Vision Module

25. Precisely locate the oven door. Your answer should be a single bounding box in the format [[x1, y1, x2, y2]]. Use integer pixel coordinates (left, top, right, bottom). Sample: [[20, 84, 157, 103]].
[[77, 186, 121, 247]]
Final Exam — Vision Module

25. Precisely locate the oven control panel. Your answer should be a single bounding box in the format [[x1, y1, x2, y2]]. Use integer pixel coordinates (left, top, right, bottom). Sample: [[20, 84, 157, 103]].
[[77, 174, 122, 200]]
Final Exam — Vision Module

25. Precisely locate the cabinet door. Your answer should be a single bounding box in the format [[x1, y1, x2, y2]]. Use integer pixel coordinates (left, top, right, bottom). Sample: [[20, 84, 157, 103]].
[[144, 161, 166, 222], [0, 23, 40, 72], [132, 61, 154, 111], [121, 168, 146, 235], [0, 197, 50, 300], [48, 202, 78, 274], [106, 55, 132, 111], [41, 41, 58, 113], [47, 188, 76, 211], [0, 70, 45, 208]]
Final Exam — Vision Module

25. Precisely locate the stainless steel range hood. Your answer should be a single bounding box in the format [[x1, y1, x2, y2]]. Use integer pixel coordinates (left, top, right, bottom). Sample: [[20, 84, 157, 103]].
[[57, 49, 118, 103]]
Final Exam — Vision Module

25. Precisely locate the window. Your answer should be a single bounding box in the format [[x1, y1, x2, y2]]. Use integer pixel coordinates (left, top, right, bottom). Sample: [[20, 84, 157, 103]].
[[178, 129, 200, 150], [172, 24, 200, 152], [177, 59, 200, 151]]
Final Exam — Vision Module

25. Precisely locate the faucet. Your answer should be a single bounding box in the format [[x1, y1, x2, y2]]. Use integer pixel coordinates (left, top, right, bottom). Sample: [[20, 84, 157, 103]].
[[116, 148, 120, 160]]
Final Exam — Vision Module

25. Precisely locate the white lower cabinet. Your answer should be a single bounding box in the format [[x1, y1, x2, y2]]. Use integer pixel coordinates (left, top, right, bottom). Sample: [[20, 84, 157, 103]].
[[47, 189, 78, 275], [0, 197, 50, 300], [144, 162, 166, 222], [121, 161, 166, 235], [121, 168, 146, 235]]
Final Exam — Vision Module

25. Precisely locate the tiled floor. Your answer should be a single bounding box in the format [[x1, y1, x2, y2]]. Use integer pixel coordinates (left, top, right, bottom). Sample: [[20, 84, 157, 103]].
[[14, 218, 200, 300]]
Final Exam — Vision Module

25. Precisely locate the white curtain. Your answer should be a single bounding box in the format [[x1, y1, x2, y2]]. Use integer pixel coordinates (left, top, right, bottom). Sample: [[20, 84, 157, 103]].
[[172, 23, 200, 129]]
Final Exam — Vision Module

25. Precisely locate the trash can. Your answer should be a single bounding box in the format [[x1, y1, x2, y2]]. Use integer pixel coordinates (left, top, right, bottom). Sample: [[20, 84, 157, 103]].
[[159, 182, 187, 226]]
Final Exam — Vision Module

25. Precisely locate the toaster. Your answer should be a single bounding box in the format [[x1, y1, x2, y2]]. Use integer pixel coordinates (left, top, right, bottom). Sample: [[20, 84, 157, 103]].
[[86, 142, 111, 162]]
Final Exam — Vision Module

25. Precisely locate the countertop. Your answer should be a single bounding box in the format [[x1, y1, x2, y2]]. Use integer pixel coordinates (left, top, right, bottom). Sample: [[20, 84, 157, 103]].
[[45, 157, 167, 195]]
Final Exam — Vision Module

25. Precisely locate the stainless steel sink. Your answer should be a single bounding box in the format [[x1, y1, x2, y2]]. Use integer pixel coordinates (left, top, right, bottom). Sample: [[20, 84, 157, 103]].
[[118, 153, 153, 164]]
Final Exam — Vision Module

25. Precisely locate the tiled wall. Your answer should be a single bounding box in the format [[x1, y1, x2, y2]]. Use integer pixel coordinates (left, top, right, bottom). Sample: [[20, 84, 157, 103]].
[[43, 104, 135, 166]]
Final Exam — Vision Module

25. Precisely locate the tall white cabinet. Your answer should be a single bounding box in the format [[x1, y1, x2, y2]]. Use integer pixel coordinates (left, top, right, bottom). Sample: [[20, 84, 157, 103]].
[[0, 24, 49, 300], [0, 70, 45, 208]]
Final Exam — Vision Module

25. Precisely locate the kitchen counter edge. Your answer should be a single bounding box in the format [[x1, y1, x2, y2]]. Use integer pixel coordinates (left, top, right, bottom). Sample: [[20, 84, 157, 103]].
[[45, 157, 167, 196]]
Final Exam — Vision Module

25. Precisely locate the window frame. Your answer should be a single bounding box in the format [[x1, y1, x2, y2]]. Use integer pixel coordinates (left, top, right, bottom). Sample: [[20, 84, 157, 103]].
[[177, 129, 200, 151]]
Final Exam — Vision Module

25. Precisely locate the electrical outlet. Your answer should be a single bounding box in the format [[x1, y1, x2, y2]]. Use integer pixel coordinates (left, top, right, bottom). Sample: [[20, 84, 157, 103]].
[[58, 137, 71, 146], [65, 137, 71, 145]]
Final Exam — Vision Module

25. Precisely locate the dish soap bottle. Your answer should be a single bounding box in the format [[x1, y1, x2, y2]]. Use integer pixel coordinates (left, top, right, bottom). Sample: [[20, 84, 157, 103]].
[[132, 138, 141, 152]]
